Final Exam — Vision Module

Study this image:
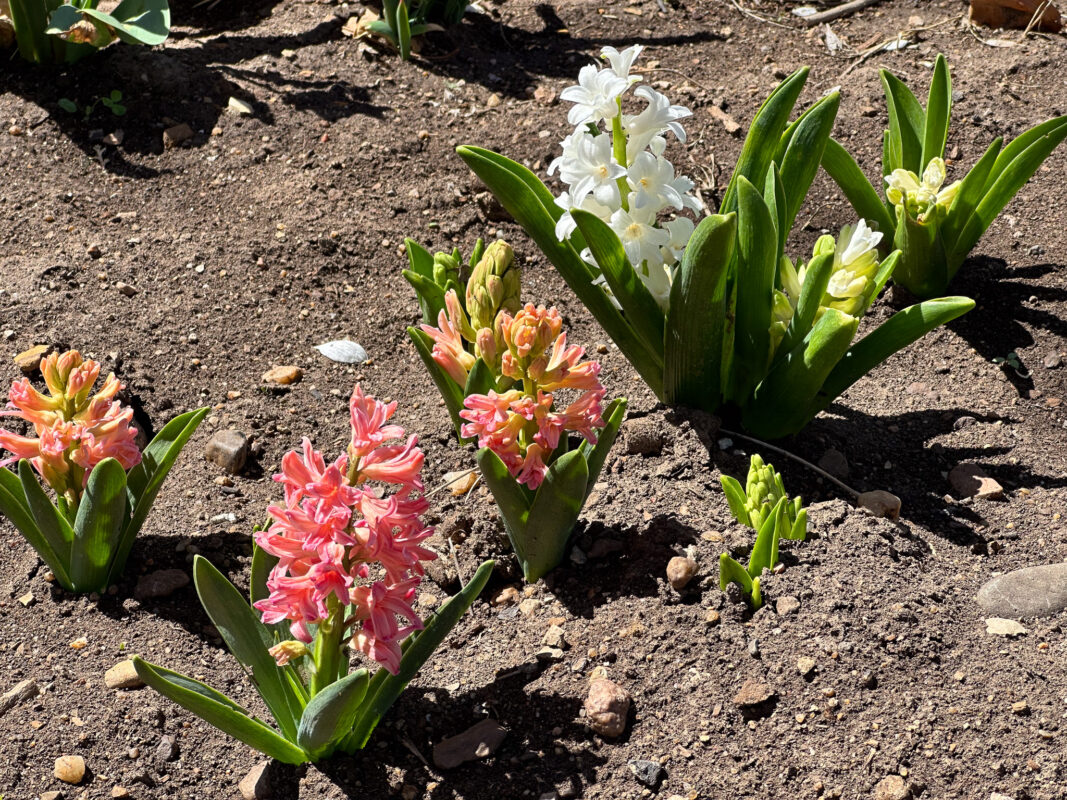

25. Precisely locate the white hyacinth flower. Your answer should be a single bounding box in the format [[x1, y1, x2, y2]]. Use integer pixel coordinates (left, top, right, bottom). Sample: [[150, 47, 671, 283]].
[[660, 217, 695, 265], [553, 129, 627, 208], [600, 44, 644, 84], [824, 219, 884, 316], [610, 200, 671, 269], [553, 190, 614, 241], [560, 64, 629, 126], [624, 86, 691, 161], [884, 157, 960, 222], [628, 151, 685, 211]]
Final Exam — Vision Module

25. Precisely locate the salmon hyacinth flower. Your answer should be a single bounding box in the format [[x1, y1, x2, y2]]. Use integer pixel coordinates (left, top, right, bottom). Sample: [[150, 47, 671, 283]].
[[0, 350, 141, 502], [253, 384, 435, 676], [460, 303, 606, 490]]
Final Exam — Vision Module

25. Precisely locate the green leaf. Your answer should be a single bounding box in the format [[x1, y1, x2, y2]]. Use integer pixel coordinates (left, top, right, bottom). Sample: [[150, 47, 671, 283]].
[[520, 450, 589, 582], [407, 327, 468, 439], [0, 466, 72, 587], [821, 139, 896, 238], [720, 68, 810, 215], [18, 459, 76, 587], [47, 0, 170, 47], [9, 0, 66, 63], [940, 137, 1002, 254], [815, 296, 974, 412], [859, 250, 900, 318], [69, 458, 128, 593], [778, 251, 834, 359], [475, 446, 531, 527], [880, 69, 926, 173], [457, 146, 665, 397], [921, 55, 952, 170], [193, 556, 304, 741], [464, 358, 497, 397], [720, 475, 750, 527], [112, 407, 207, 587], [787, 508, 808, 542], [776, 92, 840, 232], [763, 164, 787, 261], [663, 213, 736, 410], [344, 559, 494, 752], [731, 178, 777, 403], [719, 553, 758, 608], [890, 205, 951, 298], [578, 397, 627, 494], [132, 657, 308, 764], [748, 497, 784, 577], [743, 308, 859, 439], [297, 669, 370, 760], [571, 209, 666, 359], [396, 0, 412, 60]]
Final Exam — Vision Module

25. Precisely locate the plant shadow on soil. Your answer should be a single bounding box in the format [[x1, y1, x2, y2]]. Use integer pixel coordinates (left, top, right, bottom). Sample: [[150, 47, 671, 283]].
[[5, 16, 382, 178], [415, 8, 728, 97]]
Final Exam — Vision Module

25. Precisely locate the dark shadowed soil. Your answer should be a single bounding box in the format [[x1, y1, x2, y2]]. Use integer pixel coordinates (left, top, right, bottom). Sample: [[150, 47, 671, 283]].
[[1, 1, 1066, 798]]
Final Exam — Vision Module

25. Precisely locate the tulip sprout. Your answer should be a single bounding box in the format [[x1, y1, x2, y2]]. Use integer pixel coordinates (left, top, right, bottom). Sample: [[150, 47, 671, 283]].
[[822, 53, 1067, 298]]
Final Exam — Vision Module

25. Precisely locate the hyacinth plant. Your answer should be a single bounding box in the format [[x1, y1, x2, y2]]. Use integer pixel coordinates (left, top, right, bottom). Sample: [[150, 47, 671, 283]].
[[460, 48, 974, 438], [0, 350, 205, 593], [1, 0, 170, 64], [822, 54, 1067, 298], [718, 454, 807, 609], [365, 0, 468, 60], [406, 239, 625, 582], [133, 385, 493, 764]]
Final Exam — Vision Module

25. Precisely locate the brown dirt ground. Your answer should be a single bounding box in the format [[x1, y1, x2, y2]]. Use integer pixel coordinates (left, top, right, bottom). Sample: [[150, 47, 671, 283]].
[[1, 1, 1066, 798]]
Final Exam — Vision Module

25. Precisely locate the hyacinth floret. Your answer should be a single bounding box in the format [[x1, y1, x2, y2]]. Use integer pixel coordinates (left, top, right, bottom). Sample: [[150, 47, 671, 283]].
[[0, 350, 141, 502], [549, 44, 703, 311], [254, 385, 435, 675]]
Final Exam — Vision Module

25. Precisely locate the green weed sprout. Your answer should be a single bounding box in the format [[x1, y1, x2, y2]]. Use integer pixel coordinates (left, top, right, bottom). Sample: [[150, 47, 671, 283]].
[[365, 0, 468, 60]]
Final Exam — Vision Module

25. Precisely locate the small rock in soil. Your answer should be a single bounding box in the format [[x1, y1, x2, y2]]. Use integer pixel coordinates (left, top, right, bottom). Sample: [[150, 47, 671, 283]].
[[134, 569, 190, 600], [542, 625, 568, 649], [54, 755, 86, 784], [14, 344, 50, 373], [859, 670, 877, 689], [492, 586, 519, 606], [204, 430, 249, 474], [733, 679, 777, 718], [0, 678, 39, 716], [104, 660, 144, 690], [40, 792, 64, 800], [985, 617, 1028, 637], [776, 595, 801, 615], [817, 448, 849, 479], [747, 639, 760, 658], [949, 463, 1004, 500], [1011, 700, 1029, 715], [1044, 353, 1062, 369], [239, 760, 271, 800], [584, 678, 631, 738], [627, 759, 664, 788], [262, 365, 303, 385], [535, 646, 564, 662], [704, 609, 721, 626], [156, 735, 178, 762], [666, 556, 697, 590], [623, 417, 665, 456], [432, 719, 507, 769], [874, 775, 910, 800], [857, 490, 901, 520], [519, 598, 541, 617], [111, 787, 131, 798], [162, 123, 194, 149], [977, 563, 1067, 619], [797, 657, 817, 678], [115, 282, 139, 297]]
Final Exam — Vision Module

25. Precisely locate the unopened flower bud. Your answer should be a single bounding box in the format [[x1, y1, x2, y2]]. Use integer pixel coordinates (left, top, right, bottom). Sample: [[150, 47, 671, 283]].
[[268, 640, 310, 667], [433, 252, 461, 287], [475, 327, 498, 367], [466, 240, 519, 332]]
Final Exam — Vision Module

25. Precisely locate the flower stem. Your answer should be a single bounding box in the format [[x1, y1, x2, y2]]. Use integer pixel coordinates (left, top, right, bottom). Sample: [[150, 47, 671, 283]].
[[310, 596, 344, 696], [611, 104, 630, 213]]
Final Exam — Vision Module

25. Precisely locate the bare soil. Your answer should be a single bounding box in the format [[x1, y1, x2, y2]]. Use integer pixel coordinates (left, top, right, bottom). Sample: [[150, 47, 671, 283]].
[[1, 1, 1066, 799]]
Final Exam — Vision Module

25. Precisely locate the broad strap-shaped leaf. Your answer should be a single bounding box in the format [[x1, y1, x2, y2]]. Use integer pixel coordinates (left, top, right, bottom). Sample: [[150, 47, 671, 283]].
[[891, 205, 951, 298], [777, 251, 834, 359], [578, 398, 627, 495], [47, 0, 170, 46], [787, 508, 809, 542], [921, 54, 952, 170], [396, 0, 412, 60], [343, 559, 494, 752], [821, 139, 896, 239], [110, 407, 207, 587], [763, 164, 788, 262], [18, 459, 76, 585], [880, 69, 926, 173], [719, 554, 758, 608], [748, 497, 784, 578], [296, 669, 370, 760], [402, 269, 448, 326], [742, 309, 859, 439], [407, 327, 468, 440], [951, 117, 1067, 262], [984, 115, 1067, 190], [571, 209, 666, 359], [814, 296, 974, 412], [458, 146, 664, 396], [69, 458, 128, 593], [731, 178, 777, 403], [132, 657, 308, 764], [776, 92, 840, 232], [520, 450, 590, 582], [464, 357, 497, 398], [941, 138, 1002, 254], [720, 475, 750, 527], [663, 213, 736, 410], [193, 556, 304, 741], [0, 465, 72, 588], [858, 250, 900, 318], [720, 68, 810, 215]]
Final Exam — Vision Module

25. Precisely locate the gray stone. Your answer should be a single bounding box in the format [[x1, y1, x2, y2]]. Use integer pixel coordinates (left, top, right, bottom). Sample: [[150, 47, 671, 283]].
[[0, 678, 39, 716], [628, 759, 664, 788], [155, 735, 178, 762], [623, 417, 665, 456], [239, 761, 271, 800], [584, 678, 631, 738], [204, 429, 249, 474], [776, 595, 801, 615], [985, 617, 1028, 637], [874, 775, 910, 800], [978, 564, 1067, 619], [432, 719, 507, 769], [949, 463, 1004, 500], [104, 660, 144, 690], [134, 569, 190, 600], [817, 448, 849, 479]]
